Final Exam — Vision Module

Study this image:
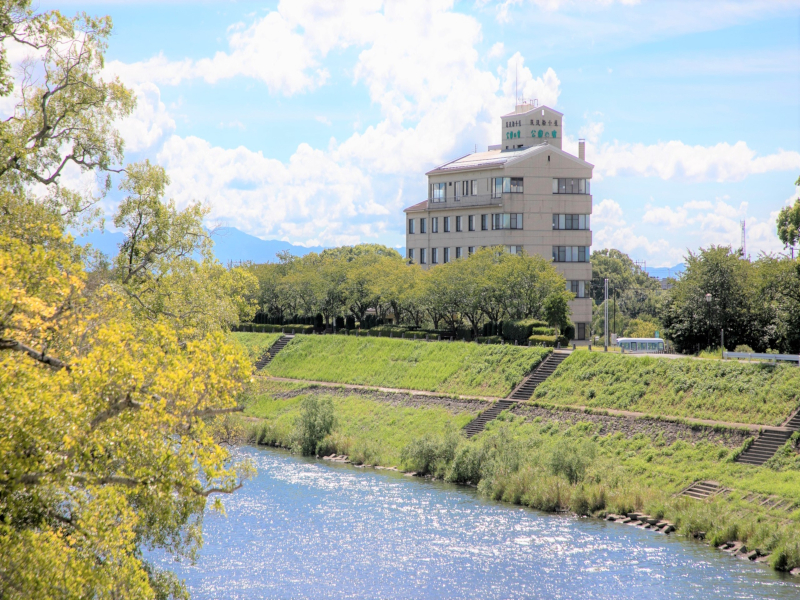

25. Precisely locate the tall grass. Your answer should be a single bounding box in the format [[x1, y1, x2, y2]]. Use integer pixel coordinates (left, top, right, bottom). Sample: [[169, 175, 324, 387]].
[[265, 335, 551, 397], [231, 332, 283, 362], [534, 352, 800, 425], [240, 385, 800, 571]]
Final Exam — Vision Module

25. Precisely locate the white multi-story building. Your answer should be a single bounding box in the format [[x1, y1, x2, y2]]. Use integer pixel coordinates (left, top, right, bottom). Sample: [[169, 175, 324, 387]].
[[404, 102, 593, 340]]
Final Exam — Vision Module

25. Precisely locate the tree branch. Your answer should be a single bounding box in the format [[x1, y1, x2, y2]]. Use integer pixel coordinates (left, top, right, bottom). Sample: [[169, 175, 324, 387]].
[[0, 339, 70, 370]]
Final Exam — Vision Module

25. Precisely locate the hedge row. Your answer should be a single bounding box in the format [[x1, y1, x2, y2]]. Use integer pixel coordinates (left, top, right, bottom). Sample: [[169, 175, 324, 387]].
[[528, 334, 570, 347], [236, 324, 314, 334], [502, 319, 551, 344]]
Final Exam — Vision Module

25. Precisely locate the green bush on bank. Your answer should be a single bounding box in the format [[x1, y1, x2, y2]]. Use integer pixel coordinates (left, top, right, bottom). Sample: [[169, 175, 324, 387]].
[[502, 319, 550, 344], [528, 334, 569, 347], [534, 352, 800, 426], [264, 335, 551, 397], [236, 323, 314, 334]]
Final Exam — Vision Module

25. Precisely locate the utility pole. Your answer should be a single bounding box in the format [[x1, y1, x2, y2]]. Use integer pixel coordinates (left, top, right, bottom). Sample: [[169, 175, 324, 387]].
[[604, 278, 609, 351]]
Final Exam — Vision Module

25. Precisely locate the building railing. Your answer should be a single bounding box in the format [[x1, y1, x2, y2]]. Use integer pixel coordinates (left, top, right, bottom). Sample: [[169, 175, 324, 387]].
[[426, 193, 505, 210]]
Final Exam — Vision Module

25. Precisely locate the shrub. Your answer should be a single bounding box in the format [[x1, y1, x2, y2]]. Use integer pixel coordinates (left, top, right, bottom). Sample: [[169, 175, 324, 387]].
[[735, 344, 754, 353], [400, 430, 461, 477], [402, 331, 428, 340], [529, 326, 555, 336], [503, 319, 549, 344], [548, 438, 595, 484], [292, 396, 336, 456], [527, 335, 568, 347], [476, 335, 503, 344]]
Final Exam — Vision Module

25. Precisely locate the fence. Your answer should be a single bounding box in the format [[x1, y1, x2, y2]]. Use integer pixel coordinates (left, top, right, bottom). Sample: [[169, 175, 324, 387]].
[[723, 351, 800, 365]]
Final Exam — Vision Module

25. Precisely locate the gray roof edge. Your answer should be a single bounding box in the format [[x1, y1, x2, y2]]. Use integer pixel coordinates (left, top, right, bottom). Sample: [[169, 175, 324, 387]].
[[504, 143, 595, 169], [424, 153, 472, 176], [501, 104, 564, 118]]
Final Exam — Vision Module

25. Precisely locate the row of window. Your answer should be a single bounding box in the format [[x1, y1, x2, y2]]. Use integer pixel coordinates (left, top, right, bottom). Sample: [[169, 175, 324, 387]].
[[553, 178, 590, 194], [553, 246, 590, 263], [409, 213, 591, 234], [553, 214, 590, 230], [408, 246, 524, 264], [429, 178, 591, 201]]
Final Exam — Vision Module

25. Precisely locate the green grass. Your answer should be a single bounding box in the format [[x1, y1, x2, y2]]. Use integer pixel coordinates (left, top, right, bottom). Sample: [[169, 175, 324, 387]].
[[231, 332, 283, 362], [243, 381, 479, 466], [264, 335, 551, 397], [237, 383, 800, 570], [532, 352, 800, 426]]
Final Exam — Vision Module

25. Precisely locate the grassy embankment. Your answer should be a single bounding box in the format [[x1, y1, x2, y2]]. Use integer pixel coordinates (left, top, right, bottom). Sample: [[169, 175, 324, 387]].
[[532, 352, 800, 426], [264, 335, 551, 397], [231, 332, 283, 362], [235, 341, 800, 571]]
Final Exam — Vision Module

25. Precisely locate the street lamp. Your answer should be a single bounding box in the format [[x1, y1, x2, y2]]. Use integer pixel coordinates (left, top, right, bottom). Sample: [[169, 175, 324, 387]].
[[705, 293, 712, 350]]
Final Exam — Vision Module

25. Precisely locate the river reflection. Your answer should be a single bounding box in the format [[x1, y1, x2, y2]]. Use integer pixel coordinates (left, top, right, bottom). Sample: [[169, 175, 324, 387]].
[[149, 446, 800, 599]]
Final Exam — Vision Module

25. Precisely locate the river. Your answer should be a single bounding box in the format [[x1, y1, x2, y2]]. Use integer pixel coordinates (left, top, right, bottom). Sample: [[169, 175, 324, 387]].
[[149, 446, 800, 599]]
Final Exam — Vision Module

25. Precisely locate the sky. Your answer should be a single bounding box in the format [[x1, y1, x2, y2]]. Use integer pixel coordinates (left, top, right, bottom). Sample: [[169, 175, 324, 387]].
[[7, 0, 800, 266]]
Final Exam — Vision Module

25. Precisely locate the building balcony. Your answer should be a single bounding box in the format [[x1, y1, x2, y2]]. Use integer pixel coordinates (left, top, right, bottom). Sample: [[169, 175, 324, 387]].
[[426, 193, 510, 211]]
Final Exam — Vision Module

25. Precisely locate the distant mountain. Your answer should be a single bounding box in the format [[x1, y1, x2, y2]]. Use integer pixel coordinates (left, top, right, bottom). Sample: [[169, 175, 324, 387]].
[[75, 226, 404, 264], [207, 227, 325, 264], [645, 264, 685, 279]]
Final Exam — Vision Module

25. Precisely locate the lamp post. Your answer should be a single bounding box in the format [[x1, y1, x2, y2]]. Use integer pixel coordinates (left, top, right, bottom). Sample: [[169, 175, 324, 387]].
[[705, 293, 712, 351]]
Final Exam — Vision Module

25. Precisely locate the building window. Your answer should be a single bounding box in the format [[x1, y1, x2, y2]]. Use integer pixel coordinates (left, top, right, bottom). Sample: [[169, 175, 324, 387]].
[[567, 280, 592, 298], [552, 178, 590, 194], [432, 248, 439, 264], [459, 180, 478, 197], [480, 214, 488, 230], [492, 177, 523, 198], [455, 247, 462, 259], [432, 217, 438, 233], [468, 215, 475, 231], [492, 213, 523, 230], [443, 217, 450, 233], [468, 246, 475, 256], [408, 218, 415, 234], [420, 218, 427, 234], [431, 182, 446, 202], [408, 248, 414, 260], [506, 245, 523, 255], [552, 214, 591, 230], [456, 216, 462, 232], [420, 248, 427, 264], [552, 246, 590, 262], [577, 323, 586, 340], [443, 247, 450, 263]]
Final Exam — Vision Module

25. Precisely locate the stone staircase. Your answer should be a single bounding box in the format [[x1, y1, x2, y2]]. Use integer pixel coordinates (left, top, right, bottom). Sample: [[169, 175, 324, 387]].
[[507, 351, 570, 401], [255, 335, 294, 370], [463, 400, 515, 438], [678, 480, 730, 500], [783, 407, 800, 431], [463, 351, 571, 438], [734, 428, 794, 466]]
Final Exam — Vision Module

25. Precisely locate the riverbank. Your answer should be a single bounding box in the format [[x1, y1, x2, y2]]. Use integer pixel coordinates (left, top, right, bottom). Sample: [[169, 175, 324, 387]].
[[232, 379, 800, 574]]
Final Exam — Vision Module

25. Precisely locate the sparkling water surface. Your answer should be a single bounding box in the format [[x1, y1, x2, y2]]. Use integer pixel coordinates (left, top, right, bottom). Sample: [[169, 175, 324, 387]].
[[150, 446, 799, 599]]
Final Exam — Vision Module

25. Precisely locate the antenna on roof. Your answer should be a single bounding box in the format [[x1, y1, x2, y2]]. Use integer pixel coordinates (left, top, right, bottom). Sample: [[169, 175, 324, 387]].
[[515, 59, 518, 105]]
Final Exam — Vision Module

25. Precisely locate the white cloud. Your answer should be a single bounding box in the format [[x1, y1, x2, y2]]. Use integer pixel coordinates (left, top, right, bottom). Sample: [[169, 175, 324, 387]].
[[156, 135, 391, 247], [642, 205, 688, 230], [594, 224, 681, 263], [315, 116, 332, 126], [593, 198, 624, 224], [589, 138, 800, 183], [116, 83, 176, 153], [487, 42, 505, 59]]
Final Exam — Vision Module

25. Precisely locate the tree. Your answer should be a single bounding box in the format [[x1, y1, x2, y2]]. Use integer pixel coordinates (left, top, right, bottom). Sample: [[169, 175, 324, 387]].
[[661, 246, 754, 353], [1, 4, 254, 598], [777, 177, 800, 250], [590, 249, 660, 308]]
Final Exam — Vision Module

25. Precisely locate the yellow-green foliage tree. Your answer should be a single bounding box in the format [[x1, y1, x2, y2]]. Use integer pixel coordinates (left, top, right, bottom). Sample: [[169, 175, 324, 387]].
[[1, 3, 255, 598]]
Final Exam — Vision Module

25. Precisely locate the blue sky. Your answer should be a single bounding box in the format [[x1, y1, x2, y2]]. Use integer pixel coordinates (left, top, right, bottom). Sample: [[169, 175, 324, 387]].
[[14, 0, 800, 266]]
